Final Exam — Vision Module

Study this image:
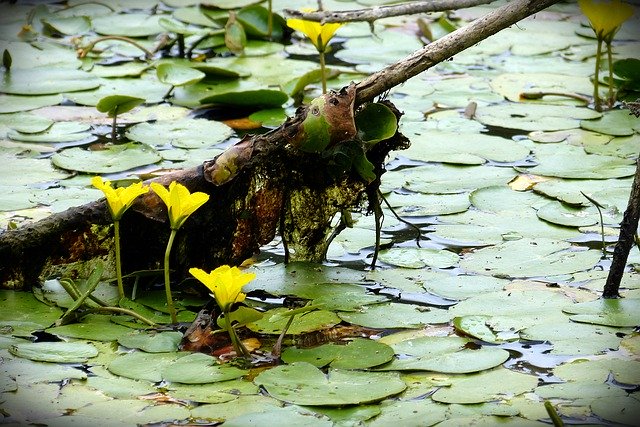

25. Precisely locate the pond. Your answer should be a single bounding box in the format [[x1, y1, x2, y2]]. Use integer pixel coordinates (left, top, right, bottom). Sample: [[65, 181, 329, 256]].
[[1, 0, 639, 426]]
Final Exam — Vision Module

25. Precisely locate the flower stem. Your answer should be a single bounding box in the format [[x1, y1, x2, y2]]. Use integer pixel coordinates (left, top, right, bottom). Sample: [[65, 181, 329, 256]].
[[114, 220, 125, 299], [223, 309, 250, 358], [606, 40, 614, 107], [319, 50, 327, 94], [267, 0, 273, 40], [163, 228, 178, 324], [593, 38, 603, 110]]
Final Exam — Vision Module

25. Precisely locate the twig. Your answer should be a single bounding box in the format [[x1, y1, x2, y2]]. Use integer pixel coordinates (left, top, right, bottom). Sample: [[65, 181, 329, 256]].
[[520, 91, 591, 104], [379, 190, 423, 246], [78, 36, 154, 60], [286, 0, 496, 24], [580, 191, 608, 259]]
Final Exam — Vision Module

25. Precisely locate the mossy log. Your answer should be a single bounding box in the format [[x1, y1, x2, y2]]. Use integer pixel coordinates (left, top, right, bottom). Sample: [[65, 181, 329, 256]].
[[0, 0, 561, 289]]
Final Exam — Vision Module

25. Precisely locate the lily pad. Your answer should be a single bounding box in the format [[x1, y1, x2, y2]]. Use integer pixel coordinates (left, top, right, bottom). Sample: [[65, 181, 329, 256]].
[[96, 95, 145, 117], [224, 407, 333, 427], [47, 314, 135, 341], [562, 298, 640, 327], [580, 109, 640, 137], [0, 93, 63, 113], [92, 13, 163, 37], [65, 77, 167, 106], [1, 68, 100, 95], [42, 16, 91, 35], [384, 191, 470, 216], [520, 322, 622, 355], [453, 315, 503, 343], [422, 274, 507, 300], [117, 331, 183, 353], [9, 341, 98, 363], [162, 352, 247, 384], [338, 302, 451, 329], [591, 396, 640, 426], [281, 338, 395, 369], [474, 103, 601, 131], [246, 308, 340, 335], [108, 351, 184, 382], [156, 63, 205, 87], [167, 379, 259, 404], [460, 238, 601, 278], [368, 400, 447, 427], [378, 247, 459, 269], [254, 362, 406, 406], [491, 72, 592, 103], [536, 200, 614, 227], [8, 121, 92, 143], [377, 336, 510, 373], [126, 118, 233, 148], [401, 164, 517, 194], [553, 358, 640, 385], [51, 143, 161, 173], [431, 367, 538, 404], [86, 375, 157, 399]]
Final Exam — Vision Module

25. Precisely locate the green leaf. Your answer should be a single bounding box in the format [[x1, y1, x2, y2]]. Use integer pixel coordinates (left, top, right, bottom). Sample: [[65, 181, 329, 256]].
[[453, 315, 503, 343], [92, 13, 163, 37], [42, 16, 91, 35], [0, 67, 100, 95], [108, 352, 184, 382], [246, 307, 340, 335], [225, 12, 246, 55], [0, 93, 62, 113], [580, 109, 640, 136], [167, 378, 259, 404], [592, 396, 640, 426], [8, 121, 92, 143], [254, 362, 406, 405], [281, 338, 395, 369], [126, 118, 233, 148], [299, 96, 331, 153], [562, 298, 640, 327], [47, 315, 134, 341], [368, 400, 447, 427], [338, 302, 451, 329], [9, 341, 98, 363], [520, 322, 622, 355], [198, 88, 288, 108], [117, 331, 183, 353], [156, 63, 205, 87], [378, 247, 459, 269], [162, 352, 247, 384], [96, 95, 145, 117], [355, 103, 397, 145], [613, 58, 640, 82], [237, 5, 285, 40], [217, 306, 263, 329], [51, 143, 161, 174], [475, 103, 601, 131]]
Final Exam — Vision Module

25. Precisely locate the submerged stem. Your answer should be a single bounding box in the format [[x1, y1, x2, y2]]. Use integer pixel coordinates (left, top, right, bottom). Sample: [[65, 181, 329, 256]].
[[163, 229, 178, 324], [223, 309, 251, 358], [114, 220, 124, 299]]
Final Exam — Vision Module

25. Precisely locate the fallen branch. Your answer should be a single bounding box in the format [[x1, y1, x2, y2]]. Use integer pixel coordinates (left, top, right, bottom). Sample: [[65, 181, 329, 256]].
[[0, 0, 562, 289], [285, 0, 496, 24]]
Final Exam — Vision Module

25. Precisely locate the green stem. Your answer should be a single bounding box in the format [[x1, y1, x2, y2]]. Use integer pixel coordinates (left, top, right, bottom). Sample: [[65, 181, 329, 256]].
[[87, 307, 157, 326], [80, 35, 153, 60], [593, 38, 603, 110], [223, 309, 250, 358], [319, 50, 327, 94], [606, 40, 614, 107], [58, 263, 104, 325], [267, 0, 273, 40], [544, 401, 564, 427], [114, 220, 124, 299], [111, 113, 117, 144], [163, 229, 178, 324]]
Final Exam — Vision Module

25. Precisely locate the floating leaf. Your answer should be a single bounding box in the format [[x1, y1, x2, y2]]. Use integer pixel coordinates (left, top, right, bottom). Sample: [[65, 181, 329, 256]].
[[0, 93, 62, 113], [126, 118, 233, 148], [562, 298, 640, 327], [86, 375, 156, 399], [156, 63, 205, 87], [224, 406, 333, 427], [377, 336, 509, 373], [42, 16, 91, 35], [108, 352, 184, 382], [281, 338, 395, 369], [92, 13, 163, 37], [520, 322, 622, 355], [9, 341, 98, 363], [0, 67, 99, 95], [162, 352, 247, 384], [96, 95, 145, 117], [453, 315, 503, 343], [237, 5, 285, 39], [474, 103, 601, 131], [338, 302, 451, 329], [460, 238, 601, 278], [117, 331, 183, 353], [254, 362, 406, 406], [591, 396, 640, 426], [400, 164, 517, 194], [246, 307, 340, 335], [0, 290, 63, 333], [378, 247, 459, 269], [580, 109, 640, 136], [52, 143, 161, 173], [167, 379, 259, 404], [8, 121, 92, 143]]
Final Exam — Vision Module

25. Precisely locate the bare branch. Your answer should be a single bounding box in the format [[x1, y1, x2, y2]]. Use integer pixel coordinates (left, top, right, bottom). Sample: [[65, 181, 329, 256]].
[[286, 0, 496, 23]]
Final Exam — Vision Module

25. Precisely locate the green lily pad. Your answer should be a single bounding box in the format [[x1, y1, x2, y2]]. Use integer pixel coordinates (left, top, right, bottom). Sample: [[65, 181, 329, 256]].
[[384, 191, 470, 217], [91, 62, 152, 78], [422, 274, 507, 300], [520, 322, 622, 355], [0, 93, 62, 113], [117, 331, 183, 353], [460, 238, 601, 278], [401, 129, 530, 165], [401, 164, 517, 194], [9, 341, 98, 363], [162, 352, 247, 384], [205, 0, 260, 8], [126, 118, 233, 148], [474, 103, 601, 131], [0, 356, 87, 385], [254, 362, 406, 406], [86, 375, 157, 399], [562, 298, 640, 327], [237, 5, 285, 40], [453, 315, 503, 343], [431, 367, 538, 404], [0, 290, 63, 334], [520, 143, 636, 179], [338, 302, 451, 329], [190, 394, 282, 421], [42, 16, 91, 35], [247, 307, 340, 335], [368, 400, 447, 427], [535, 381, 627, 400], [92, 13, 163, 37], [533, 177, 632, 207], [491, 72, 592, 103], [200, 88, 288, 107], [536, 200, 614, 227], [65, 76, 167, 106], [47, 314, 135, 341], [96, 95, 145, 117], [1, 68, 100, 95], [581, 109, 640, 137], [377, 336, 510, 373], [167, 378, 259, 404], [8, 121, 92, 143], [281, 338, 395, 369], [554, 358, 640, 385], [592, 396, 640, 426], [224, 406, 333, 427], [156, 63, 205, 87], [378, 247, 459, 269], [51, 143, 161, 173], [108, 351, 184, 382], [248, 108, 287, 128], [310, 405, 381, 424]]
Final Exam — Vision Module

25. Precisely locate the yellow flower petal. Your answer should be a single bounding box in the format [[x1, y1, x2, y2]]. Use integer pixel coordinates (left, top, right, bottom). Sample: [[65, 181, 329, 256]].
[[92, 176, 148, 220], [189, 265, 255, 311], [578, 0, 634, 40], [152, 181, 210, 230], [287, 13, 343, 52]]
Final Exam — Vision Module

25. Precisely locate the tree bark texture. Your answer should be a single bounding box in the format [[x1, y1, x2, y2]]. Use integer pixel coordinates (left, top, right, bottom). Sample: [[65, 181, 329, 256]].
[[0, 0, 562, 289], [603, 158, 640, 298]]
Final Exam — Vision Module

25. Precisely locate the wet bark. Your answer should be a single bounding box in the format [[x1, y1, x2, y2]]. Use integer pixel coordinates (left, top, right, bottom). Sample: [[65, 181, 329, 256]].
[[603, 158, 640, 298], [0, 0, 562, 289]]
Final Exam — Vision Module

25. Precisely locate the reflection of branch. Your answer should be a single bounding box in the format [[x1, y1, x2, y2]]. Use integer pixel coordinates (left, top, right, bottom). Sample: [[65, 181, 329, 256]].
[[285, 0, 496, 23]]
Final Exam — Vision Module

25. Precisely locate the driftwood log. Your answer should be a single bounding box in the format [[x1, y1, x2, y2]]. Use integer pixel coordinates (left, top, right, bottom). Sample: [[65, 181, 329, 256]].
[[0, 0, 561, 290]]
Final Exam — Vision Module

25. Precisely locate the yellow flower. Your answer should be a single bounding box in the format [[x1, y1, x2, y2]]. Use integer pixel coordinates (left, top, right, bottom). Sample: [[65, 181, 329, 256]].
[[91, 176, 148, 221], [189, 265, 256, 311], [578, 0, 634, 41], [287, 13, 343, 52], [150, 182, 210, 230]]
